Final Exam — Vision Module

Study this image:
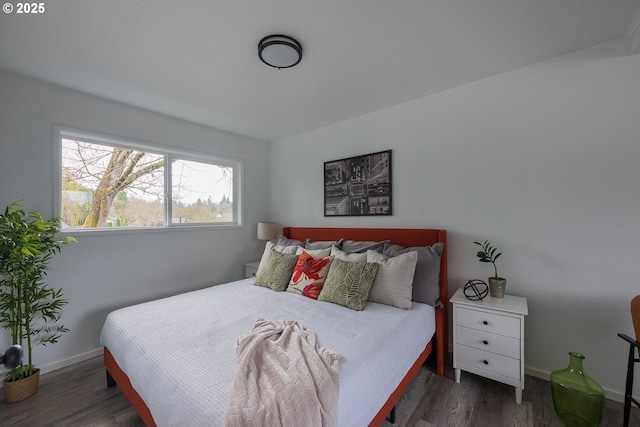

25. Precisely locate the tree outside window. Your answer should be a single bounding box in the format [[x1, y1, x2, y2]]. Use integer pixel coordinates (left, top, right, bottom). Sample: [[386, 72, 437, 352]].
[[59, 133, 238, 229]]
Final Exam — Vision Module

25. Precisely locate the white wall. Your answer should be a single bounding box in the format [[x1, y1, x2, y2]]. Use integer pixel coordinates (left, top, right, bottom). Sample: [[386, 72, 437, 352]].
[[0, 70, 270, 373], [270, 38, 640, 401]]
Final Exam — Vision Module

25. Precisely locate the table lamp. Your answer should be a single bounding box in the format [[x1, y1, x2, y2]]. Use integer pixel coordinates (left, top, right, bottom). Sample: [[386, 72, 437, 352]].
[[257, 222, 277, 241]]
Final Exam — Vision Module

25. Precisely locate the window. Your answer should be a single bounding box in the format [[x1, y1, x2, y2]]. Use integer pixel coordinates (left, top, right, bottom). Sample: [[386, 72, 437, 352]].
[[55, 127, 242, 230]]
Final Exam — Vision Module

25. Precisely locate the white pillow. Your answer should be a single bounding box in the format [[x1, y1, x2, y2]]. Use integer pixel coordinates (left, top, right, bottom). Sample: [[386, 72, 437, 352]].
[[257, 241, 299, 277], [295, 246, 331, 258], [330, 245, 367, 263], [366, 250, 418, 309]]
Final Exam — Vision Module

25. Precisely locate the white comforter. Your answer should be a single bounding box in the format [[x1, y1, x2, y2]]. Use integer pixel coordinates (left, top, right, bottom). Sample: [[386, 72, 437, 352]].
[[99, 279, 435, 427]]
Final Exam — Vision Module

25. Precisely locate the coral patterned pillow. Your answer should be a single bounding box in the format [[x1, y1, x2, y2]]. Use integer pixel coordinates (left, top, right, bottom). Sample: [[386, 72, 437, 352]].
[[286, 251, 333, 300]]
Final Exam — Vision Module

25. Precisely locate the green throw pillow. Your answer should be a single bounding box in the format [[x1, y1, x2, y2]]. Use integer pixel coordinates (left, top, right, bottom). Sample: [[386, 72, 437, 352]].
[[254, 249, 299, 291], [318, 259, 379, 311]]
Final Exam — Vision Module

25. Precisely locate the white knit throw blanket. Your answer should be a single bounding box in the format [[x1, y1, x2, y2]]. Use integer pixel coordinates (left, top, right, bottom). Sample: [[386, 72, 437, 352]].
[[224, 318, 340, 427]]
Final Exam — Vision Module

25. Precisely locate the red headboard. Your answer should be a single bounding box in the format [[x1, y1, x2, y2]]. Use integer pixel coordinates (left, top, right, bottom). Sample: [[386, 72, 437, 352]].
[[282, 226, 448, 376]]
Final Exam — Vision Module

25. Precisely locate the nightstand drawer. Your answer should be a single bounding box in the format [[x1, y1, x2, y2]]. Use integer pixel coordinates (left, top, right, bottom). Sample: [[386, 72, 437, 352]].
[[455, 344, 520, 380], [456, 306, 521, 338], [456, 325, 520, 359], [245, 266, 257, 278], [244, 261, 260, 279]]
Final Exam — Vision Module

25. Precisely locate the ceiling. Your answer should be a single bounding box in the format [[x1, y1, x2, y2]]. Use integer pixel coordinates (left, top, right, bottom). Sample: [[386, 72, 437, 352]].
[[1, 0, 639, 142]]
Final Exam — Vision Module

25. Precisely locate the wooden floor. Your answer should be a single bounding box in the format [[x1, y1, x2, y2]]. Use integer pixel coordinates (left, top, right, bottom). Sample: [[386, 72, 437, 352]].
[[1, 354, 638, 426]]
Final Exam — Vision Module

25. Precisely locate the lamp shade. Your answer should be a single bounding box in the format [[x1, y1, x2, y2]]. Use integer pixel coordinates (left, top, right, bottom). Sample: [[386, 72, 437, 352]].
[[257, 222, 277, 240]]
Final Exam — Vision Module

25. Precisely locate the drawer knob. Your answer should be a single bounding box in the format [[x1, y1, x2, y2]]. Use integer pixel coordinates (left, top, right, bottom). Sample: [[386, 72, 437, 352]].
[[483, 360, 489, 365], [483, 340, 488, 345], [482, 321, 488, 325]]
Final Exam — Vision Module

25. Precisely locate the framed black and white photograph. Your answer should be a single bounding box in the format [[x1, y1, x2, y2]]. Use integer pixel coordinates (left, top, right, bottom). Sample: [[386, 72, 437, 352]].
[[324, 150, 392, 216]]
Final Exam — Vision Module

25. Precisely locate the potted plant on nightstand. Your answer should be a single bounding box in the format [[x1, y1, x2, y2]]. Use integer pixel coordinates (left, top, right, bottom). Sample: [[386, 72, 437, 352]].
[[0, 201, 76, 403], [474, 240, 506, 298]]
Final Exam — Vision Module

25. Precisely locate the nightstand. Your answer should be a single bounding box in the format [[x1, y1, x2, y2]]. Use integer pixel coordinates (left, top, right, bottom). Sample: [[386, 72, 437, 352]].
[[244, 261, 260, 279], [450, 288, 528, 404]]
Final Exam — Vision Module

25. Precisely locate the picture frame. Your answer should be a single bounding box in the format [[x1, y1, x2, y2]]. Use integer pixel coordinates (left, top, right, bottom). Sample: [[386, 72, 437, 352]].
[[324, 150, 392, 216]]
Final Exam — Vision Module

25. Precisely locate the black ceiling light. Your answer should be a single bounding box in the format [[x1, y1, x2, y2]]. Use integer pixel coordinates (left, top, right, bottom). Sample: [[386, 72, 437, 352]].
[[258, 35, 302, 69]]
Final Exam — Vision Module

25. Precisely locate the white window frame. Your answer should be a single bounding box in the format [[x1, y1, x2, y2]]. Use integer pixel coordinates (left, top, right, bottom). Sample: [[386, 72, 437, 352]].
[[53, 125, 243, 232]]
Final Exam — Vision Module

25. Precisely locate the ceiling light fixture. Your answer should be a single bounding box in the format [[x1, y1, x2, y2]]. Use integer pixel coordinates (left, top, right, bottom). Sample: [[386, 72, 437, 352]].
[[258, 35, 302, 69]]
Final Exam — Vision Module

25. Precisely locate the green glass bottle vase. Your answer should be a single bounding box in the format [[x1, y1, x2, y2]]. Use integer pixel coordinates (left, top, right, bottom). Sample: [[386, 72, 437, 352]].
[[550, 352, 605, 427]]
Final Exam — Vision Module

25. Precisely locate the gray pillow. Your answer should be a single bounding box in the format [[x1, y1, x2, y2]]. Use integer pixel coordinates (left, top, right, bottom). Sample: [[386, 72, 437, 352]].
[[276, 236, 305, 247], [330, 246, 367, 263], [254, 249, 299, 292], [383, 242, 444, 307], [305, 238, 344, 250], [318, 259, 379, 311], [340, 239, 390, 254]]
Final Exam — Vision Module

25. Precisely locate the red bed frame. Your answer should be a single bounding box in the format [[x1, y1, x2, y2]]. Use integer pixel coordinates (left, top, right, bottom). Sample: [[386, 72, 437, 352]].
[[103, 226, 448, 427]]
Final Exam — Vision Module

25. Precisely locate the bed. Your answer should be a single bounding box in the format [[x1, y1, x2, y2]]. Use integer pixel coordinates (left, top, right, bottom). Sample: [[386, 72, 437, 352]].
[[100, 226, 448, 426]]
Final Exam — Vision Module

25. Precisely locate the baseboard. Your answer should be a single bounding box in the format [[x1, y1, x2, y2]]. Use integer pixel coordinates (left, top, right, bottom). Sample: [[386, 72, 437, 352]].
[[523, 365, 549, 381], [39, 347, 103, 374], [0, 347, 102, 390]]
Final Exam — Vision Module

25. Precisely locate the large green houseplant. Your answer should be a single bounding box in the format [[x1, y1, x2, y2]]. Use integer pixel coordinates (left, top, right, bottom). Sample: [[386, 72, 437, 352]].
[[474, 240, 506, 298], [0, 201, 75, 402]]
